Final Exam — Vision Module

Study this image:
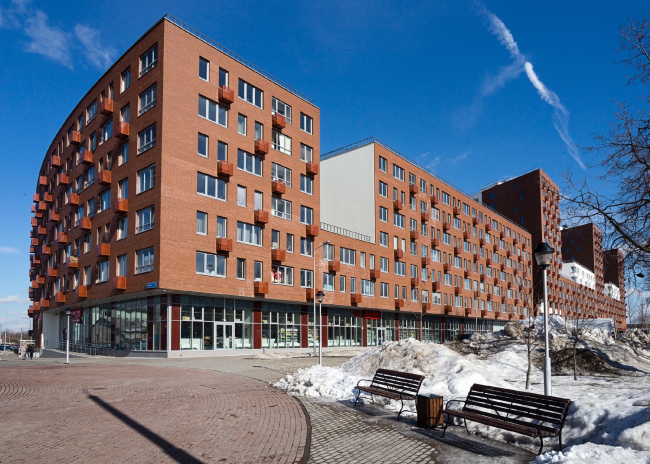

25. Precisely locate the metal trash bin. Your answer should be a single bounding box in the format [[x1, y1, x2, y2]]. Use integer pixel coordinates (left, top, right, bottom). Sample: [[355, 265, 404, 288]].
[[416, 393, 443, 428]]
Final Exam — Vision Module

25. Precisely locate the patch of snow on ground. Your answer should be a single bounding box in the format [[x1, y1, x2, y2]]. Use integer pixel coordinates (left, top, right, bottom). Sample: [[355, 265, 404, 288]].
[[535, 443, 650, 464]]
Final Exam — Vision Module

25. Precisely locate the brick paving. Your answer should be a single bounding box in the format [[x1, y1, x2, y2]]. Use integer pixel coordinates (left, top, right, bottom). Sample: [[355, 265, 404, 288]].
[[0, 364, 307, 464]]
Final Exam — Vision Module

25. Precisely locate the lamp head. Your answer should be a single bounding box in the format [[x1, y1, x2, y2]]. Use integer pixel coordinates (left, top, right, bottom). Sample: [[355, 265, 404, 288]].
[[65, 309, 71, 316], [533, 242, 555, 270], [316, 290, 325, 303]]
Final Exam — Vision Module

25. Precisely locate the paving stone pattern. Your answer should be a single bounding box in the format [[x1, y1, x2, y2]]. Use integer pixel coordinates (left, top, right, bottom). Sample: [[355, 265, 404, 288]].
[[0, 364, 307, 464]]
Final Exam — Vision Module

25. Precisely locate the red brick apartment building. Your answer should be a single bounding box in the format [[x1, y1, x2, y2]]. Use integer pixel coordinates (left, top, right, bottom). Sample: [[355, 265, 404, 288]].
[[476, 169, 626, 330]]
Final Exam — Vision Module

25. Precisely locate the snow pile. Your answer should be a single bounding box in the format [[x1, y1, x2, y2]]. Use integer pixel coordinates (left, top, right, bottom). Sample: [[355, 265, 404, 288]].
[[276, 338, 650, 462], [619, 329, 650, 351]]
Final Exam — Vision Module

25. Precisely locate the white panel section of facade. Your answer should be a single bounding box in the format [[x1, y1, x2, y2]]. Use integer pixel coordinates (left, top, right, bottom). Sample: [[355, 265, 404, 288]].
[[42, 310, 59, 346], [561, 260, 596, 289], [320, 144, 376, 242], [604, 282, 621, 301]]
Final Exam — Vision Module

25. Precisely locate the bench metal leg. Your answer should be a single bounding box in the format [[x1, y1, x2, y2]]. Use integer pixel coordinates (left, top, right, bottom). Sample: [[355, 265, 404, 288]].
[[559, 431, 563, 451], [354, 390, 362, 407], [537, 437, 544, 456], [441, 414, 451, 438], [464, 418, 469, 435], [397, 397, 404, 421]]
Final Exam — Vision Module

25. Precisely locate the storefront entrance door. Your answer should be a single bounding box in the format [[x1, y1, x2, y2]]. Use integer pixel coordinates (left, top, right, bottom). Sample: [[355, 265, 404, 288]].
[[376, 328, 387, 346], [215, 323, 234, 350]]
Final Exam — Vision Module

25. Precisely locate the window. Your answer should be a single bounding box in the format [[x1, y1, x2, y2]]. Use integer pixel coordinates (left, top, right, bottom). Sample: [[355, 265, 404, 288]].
[[117, 216, 127, 240], [379, 181, 387, 197], [272, 130, 292, 155], [300, 144, 312, 163], [441, 192, 451, 205], [272, 97, 291, 123], [361, 280, 374, 296], [238, 79, 263, 108], [217, 141, 227, 161], [139, 84, 157, 115], [138, 124, 156, 154], [219, 68, 228, 87], [120, 105, 130, 123], [197, 211, 207, 235], [254, 191, 263, 210], [340, 275, 346, 293], [393, 212, 405, 228], [140, 44, 157, 76], [117, 255, 127, 277], [85, 166, 95, 188], [301, 269, 313, 288], [198, 95, 227, 127], [323, 273, 334, 291], [198, 134, 208, 157], [286, 234, 294, 253], [380, 282, 389, 298], [199, 57, 209, 81], [272, 163, 292, 187], [300, 206, 313, 225], [87, 198, 95, 218], [121, 68, 131, 92], [136, 206, 154, 233], [119, 143, 129, 166], [323, 243, 334, 261], [217, 216, 227, 238], [300, 113, 313, 134], [393, 164, 404, 181], [300, 174, 312, 194], [379, 206, 388, 222], [197, 172, 227, 201], [379, 232, 388, 247], [254, 261, 262, 281], [340, 247, 356, 265], [271, 230, 280, 249], [378, 156, 387, 172], [87, 100, 97, 123], [420, 179, 426, 193], [97, 261, 109, 283], [99, 189, 111, 212], [271, 196, 292, 220], [196, 251, 226, 277], [255, 121, 263, 140], [237, 258, 246, 280], [237, 185, 247, 207], [100, 120, 112, 143], [271, 265, 293, 285], [410, 242, 417, 256], [237, 149, 262, 176], [394, 262, 406, 276], [409, 173, 416, 185], [380, 257, 389, 273], [410, 264, 418, 278], [237, 221, 262, 246], [301, 237, 313, 257], [84, 234, 91, 254], [137, 164, 155, 193], [238, 114, 247, 136]]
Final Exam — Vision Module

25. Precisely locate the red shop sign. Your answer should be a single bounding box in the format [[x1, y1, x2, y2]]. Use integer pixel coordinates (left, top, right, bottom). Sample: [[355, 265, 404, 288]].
[[71, 309, 83, 324], [353, 310, 381, 320]]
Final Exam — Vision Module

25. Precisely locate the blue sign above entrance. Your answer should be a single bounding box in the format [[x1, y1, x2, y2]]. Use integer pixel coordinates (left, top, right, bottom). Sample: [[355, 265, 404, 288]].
[[145, 282, 158, 289]]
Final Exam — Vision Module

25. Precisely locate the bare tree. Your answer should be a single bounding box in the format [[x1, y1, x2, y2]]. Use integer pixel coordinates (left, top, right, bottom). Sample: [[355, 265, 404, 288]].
[[524, 305, 542, 390], [564, 312, 592, 381]]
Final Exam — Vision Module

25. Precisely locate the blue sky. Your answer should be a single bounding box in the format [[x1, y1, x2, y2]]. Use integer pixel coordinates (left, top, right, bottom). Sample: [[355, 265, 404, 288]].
[[0, 0, 646, 330]]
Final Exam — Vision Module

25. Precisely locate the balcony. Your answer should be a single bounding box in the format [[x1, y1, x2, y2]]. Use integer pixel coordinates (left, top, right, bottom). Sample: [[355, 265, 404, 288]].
[[216, 238, 233, 253], [272, 113, 287, 129], [31, 217, 38, 227], [409, 183, 417, 195], [217, 160, 234, 178], [351, 293, 362, 304], [499, 230, 505, 239], [272, 180, 286, 195], [51, 155, 61, 167], [432, 281, 441, 291], [473, 253, 479, 262], [96, 243, 110, 257], [486, 258, 493, 266], [98, 170, 112, 185], [431, 238, 440, 247], [487, 294, 495, 301], [254, 210, 269, 224], [39, 176, 47, 186], [113, 199, 128, 214], [67, 256, 78, 269], [494, 277, 502, 286], [474, 290, 484, 298], [328, 260, 340, 273], [49, 211, 59, 222], [306, 163, 319, 176], [454, 246, 461, 255], [254, 281, 270, 294], [479, 238, 485, 246], [370, 268, 381, 279], [31, 238, 38, 246], [38, 201, 46, 212], [444, 304, 452, 314], [394, 249, 404, 260], [453, 206, 461, 216], [69, 130, 81, 145], [395, 298, 405, 309], [81, 151, 93, 164], [33, 193, 39, 202], [271, 249, 286, 262], [410, 230, 419, 240], [480, 273, 488, 281], [115, 121, 129, 139], [421, 211, 430, 222], [58, 232, 67, 244], [481, 309, 487, 318], [112, 276, 126, 290], [76, 286, 87, 298], [55, 292, 66, 304], [218, 86, 235, 105], [472, 217, 478, 225], [465, 307, 473, 317], [305, 288, 315, 300], [69, 193, 80, 206], [464, 269, 473, 278], [486, 223, 492, 232], [42, 245, 51, 255], [422, 302, 431, 312], [36, 275, 45, 285], [306, 224, 319, 237], [254, 139, 269, 155], [421, 257, 431, 266], [454, 285, 463, 295], [443, 262, 450, 272], [430, 195, 439, 205], [442, 221, 451, 230], [99, 98, 113, 115], [79, 217, 91, 230], [411, 277, 420, 287], [40, 297, 50, 309], [393, 200, 403, 210]]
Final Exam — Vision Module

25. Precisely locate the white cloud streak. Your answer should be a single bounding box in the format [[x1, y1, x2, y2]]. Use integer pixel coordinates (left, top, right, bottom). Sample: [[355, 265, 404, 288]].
[[0, 295, 30, 305], [23, 10, 71, 68], [0, 246, 19, 253], [451, 151, 469, 163], [74, 24, 116, 70]]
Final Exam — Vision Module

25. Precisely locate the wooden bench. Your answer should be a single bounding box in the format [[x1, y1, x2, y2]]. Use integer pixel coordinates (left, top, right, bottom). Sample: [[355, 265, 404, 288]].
[[442, 384, 572, 455], [353, 368, 425, 420]]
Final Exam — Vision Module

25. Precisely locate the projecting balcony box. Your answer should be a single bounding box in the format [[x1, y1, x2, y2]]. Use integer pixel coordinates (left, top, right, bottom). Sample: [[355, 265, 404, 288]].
[[69, 193, 80, 206], [480, 273, 489, 282], [81, 150, 93, 164], [464, 269, 473, 278], [78, 217, 91, 230], [465, 307, 473, 317], [306, 163, 318, 176], [453, 246, 461, 255], [76, 285, 87, 298], [472, 217, 478, 225], [487, 293, 495, 301], [42, 245, 51, 255], [463, 230, 470, 240], [99, 98, 113, 115], [485, 223, 492, 232], [254, 209, 269, 224], [453, 206, 461, 216], [410, 230, 419, 240], [69, 130, 81, 145], [55, 292, 65, 304], [271, 249, 286, 262], [31, 204, 36, 214], [31, 217, 38, 227], [51, 155, 61, 168], [272, 113, 287, 130], [49, 211, 60, 222], [473, 253, 479, 262], [432, 281, 441, 291], [36, 275, 45, 285], [113, 199, 128, 214], [431, 238, 440, 247], [33, 302, 40, 311], [58, 232, 67, 244], [328, 260, 340, 273], [421, 211, 430, 222], [370, 268, 381, 280], [306, 224, 319, 237], [411, 277, 420, 287], [474, 290, 484, 298], [454, 285, 463, 295], [98, 170, 111, 185], [218, 86, 235, 105], [393, 200, 403, 210], [30, 246, 36, 253], [394, 249, 404, 260], [499, 230, 505, 239], [115, 122, 129, 139], [422, 257, 431, 267], [254, 281, 269, 295], [444, 304, 452, 314], [112, 276, 126, 290], [39, 176, 47, 186], [442, 221, 451, 230], [216, 238, 232, 253], [481, 309, 487, 317], [217, 160, 234, 177], [443, 262, 450, 272], [499, 262, 505, 270], [96, 243, 110, 257], [351, 293, 362, 304], [272, 180, 286, 195], [479, 237, 485, 247], [43, 192, 53, 203], [33, 193, 40, 202], [254, 139, 269, 156], [494, 277, 502, 286], [507, 281, 514, 289], [38, 201, 47, 212], [67, 256, 78, 269], [40, 297, 49, 308], [422, 302, 431, 312], [395, 298, 405, 309], [409, 183, 417, 195], [430, 195, 439, 205], [486, 258, 493, 266]]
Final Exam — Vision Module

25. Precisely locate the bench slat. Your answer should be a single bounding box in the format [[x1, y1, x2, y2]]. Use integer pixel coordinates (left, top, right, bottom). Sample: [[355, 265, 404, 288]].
[[444, 410, 559, 437], [465, 397, 567, 424], [471, 387, 570, 410], [472, 384, 571, 404]]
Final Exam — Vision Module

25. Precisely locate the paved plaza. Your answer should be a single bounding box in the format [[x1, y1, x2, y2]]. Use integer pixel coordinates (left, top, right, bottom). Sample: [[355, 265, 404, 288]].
[[0, 353, 535, 463]]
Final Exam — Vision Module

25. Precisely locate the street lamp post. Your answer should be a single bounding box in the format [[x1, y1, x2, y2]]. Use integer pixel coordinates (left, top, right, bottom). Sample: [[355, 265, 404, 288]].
[[65, 309, 71, 365], [313, 240, 330, 356], [316, 291, 325, 365], [534, 242, 555, 396]]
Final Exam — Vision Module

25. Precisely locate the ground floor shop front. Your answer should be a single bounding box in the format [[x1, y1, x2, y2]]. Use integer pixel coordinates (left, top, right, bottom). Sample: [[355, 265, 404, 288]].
[[39, 293, 512, 354]]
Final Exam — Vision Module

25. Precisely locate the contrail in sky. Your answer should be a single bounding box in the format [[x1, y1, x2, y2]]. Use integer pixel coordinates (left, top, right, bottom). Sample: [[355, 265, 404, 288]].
[[477, 5, 586, 169]]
